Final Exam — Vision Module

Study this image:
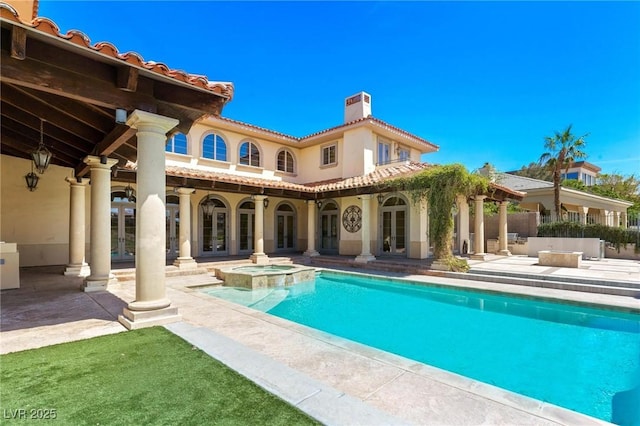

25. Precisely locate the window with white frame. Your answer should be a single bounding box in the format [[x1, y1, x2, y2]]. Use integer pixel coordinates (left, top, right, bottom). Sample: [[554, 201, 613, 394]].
[[377, 138, 391, 165], [239, 141, 260, 167], [321, 144, 337, 166], [277, 149, 295, 173], [166, 133, 188, 154], [202, 132, 227, 161]]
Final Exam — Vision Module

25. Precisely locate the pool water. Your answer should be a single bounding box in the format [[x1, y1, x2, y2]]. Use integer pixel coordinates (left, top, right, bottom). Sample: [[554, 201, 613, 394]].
[[206, 271, 640, 424]]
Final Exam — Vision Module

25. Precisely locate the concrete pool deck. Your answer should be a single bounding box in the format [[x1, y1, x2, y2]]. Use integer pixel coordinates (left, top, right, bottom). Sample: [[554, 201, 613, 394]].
[[2, 256, 638, 425]]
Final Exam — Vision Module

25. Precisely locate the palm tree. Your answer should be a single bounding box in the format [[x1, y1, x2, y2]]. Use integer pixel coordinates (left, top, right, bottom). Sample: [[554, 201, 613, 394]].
[[539, 125, 588, 217]]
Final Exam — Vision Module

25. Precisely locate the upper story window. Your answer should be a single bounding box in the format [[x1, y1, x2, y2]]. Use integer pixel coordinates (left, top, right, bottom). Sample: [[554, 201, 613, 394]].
[[377, 139, 391, 165], [202, 133, 227, 161], [166, 133, 188, 154], [277, 149, 295, 173], [398, 147, 410, 162], [239, 141, 260, 167], [321, 144, 337, 166]]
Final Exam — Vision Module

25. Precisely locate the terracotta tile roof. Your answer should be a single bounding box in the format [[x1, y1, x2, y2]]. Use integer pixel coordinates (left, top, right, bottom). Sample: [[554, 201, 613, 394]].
[[124, 160, 523, 200], [0, 3, 234, 99], [210, 115, 438, 150]]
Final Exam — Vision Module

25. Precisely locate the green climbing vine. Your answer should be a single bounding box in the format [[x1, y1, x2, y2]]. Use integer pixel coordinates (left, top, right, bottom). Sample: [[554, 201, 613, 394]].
[[388, 164, 489, 271]]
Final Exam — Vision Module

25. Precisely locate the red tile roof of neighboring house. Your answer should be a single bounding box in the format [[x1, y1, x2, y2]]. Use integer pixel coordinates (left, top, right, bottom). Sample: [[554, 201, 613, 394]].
[[0, 3, 234, 99]]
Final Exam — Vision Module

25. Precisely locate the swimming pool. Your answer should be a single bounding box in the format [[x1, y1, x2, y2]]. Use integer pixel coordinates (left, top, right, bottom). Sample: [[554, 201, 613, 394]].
[[205, 270, 640, 424]]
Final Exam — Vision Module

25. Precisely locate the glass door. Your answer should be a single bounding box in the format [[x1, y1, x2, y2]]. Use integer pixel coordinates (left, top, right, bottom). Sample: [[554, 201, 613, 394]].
[[380, 197, 407, 256], [238, 201, 255, 254], [276, 203, 296, 251], [111, 204, 136, 261], [166, 204, 179, 259], [201, 197, 228, 256], [319, 202, 339, 253]]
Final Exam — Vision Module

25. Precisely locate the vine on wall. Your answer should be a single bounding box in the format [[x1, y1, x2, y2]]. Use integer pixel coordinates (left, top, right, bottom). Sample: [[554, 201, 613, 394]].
[[388, 164, 489, 271]]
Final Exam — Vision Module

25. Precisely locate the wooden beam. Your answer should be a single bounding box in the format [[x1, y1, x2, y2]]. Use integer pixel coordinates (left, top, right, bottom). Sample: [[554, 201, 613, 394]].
[[74, 124, 138, 177], [117, 67, 138, 92], [10, 26, 26, 60]]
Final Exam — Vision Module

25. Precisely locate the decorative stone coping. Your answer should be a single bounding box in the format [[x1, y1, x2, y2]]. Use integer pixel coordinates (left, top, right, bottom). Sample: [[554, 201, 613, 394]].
[[218, 264, 316, 290], [538, 250, 583, 268]]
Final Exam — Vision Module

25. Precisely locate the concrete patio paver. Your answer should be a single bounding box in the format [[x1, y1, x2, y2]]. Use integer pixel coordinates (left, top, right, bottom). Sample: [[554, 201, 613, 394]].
[[3, 256, 637, 425]]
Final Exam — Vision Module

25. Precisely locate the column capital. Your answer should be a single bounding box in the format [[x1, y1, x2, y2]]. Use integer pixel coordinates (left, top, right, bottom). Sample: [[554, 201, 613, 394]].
[[456, 194, 468, 205], [252, 194, 267, 201], [474, 195, 487, 201], [83, 155, 118, 169], [359, 194, 373, 200], [126, 110, 179, 133], [65, 177, 90, 186], [175, 187, 195, 196]]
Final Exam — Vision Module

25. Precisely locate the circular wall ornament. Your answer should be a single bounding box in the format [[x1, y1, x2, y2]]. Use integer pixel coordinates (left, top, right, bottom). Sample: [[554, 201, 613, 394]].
[[342, 205, 362, 233]]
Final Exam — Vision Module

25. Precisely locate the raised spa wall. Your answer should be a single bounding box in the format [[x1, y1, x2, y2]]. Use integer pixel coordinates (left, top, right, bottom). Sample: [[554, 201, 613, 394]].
[[218, 265, 316, 290]]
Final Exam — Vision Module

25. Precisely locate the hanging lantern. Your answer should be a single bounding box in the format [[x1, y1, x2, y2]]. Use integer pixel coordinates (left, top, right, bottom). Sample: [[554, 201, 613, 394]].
[[124, 184, 134, 201], [32, 119, 52, 174], [201, 196, 216, 217], [25, 161, 39, 191]]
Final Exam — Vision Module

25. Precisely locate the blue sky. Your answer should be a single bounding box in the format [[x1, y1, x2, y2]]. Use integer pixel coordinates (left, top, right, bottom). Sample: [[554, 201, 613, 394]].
[[38, 1, 640, 177]]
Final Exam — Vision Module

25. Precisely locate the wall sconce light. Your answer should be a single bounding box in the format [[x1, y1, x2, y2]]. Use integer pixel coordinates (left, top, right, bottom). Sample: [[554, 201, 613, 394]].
[[316, 200, 323, 209], [377, 193, 385, 205], [201, 193, 216, 217], [124, 184, 134, 201], [25, 161, 39, 192], [263, 198, 269, 209], [32, 119, 52, 174]]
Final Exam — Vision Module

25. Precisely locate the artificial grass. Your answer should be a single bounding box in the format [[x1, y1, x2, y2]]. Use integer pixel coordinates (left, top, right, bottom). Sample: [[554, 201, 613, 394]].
[[0, 327, 320, 425]]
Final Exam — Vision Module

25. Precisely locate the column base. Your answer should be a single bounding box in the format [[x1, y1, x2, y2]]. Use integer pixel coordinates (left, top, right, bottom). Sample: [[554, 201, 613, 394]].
[[173, 257, 198, 270], [250, 253, 270, 265], [354, 254, 376, 263], [498, 249, 512, 256], [118, 306, 182, 330], [83, 273, 116, 292], [470, 253, 490, 261], [303, 249, 320, 257], [64, 263, 90, 277]]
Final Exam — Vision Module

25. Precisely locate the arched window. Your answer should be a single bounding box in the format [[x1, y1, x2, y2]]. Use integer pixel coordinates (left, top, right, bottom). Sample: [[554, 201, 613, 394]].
[[239, 141, 260, 167], [277, 149, 295, 173], [166, 133, 188, 154], [202, 133, 227, 161]]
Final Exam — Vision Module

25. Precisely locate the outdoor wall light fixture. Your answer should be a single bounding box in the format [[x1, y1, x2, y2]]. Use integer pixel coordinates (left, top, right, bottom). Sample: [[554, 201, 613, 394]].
[[316, 200, 323, 209], [31, 119, 52, 174], [377, 193, 385, 205], [25, 161, 39, 192], [263, 198, 269, 209], [124, 184, 134, 201], [201, 194, 216, 217]]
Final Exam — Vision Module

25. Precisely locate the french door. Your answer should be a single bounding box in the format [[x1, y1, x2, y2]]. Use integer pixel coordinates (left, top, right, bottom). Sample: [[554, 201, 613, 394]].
[[165, 202, 179, 259], [276, 203, 296, 251], [380, 197, 407, 255], [238, 200, 255, 254], [319, 202, 339, 253], [111, 204, 136, 261]]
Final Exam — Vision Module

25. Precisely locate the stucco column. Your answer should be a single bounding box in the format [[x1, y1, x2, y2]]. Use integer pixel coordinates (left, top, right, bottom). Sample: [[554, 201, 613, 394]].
[[304, 200, 319, 257], [119, 110, 181, 330], [471, 195, 487, 259], [83, 156, 118, 291], [173, 187, 197, 269], [498, 201, 511, 256], [355, 194, 375, 263], [601, 209, 611, 226], [621, 211, 628, 229], [64, 177, 90, 277], [250, 195, 269, 264], [456, 195, 470, 255], [613, 211, 621, 228]]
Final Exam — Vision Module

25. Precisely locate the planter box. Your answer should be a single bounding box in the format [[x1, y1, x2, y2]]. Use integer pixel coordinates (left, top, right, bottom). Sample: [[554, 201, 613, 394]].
[[538, 250, 582, 268]]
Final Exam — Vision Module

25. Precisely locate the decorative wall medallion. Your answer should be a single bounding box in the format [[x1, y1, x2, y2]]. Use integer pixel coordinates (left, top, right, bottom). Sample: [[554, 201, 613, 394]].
[[342, 205, 362, 233]]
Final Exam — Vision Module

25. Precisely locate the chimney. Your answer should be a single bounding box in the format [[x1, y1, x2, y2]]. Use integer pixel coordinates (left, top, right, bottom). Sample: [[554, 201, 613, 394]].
[[344, 91, 371, 123]]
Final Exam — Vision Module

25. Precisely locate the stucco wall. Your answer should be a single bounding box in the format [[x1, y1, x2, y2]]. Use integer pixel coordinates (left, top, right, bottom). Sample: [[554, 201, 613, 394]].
[[0, 155, 75, 266]]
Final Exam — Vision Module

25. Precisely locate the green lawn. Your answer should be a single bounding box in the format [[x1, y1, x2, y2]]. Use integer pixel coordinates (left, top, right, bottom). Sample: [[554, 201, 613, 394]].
[[0, 327, 320, 425]]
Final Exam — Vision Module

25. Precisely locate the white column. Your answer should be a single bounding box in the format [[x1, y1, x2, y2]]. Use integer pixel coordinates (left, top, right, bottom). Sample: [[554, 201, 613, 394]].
[[173, 187, 197, 269], [471, 195, 487, 259], [83, 156, 118, 291], [621, 211, 628, 229], [119, 110, 181, 330], [355, 194, 375, 263], [456, 195, 470, 255], [613, 211, 621, 228], [304, 200, 319, 256], [250, 195, 269, 264], [64, 177, 90, 277], [498, 201, 511, 256]]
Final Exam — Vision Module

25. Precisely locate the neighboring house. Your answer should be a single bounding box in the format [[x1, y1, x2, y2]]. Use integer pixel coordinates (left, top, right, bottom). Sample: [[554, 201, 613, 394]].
[[496, 173, 632, 226], [559, 161, 601, 186]]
